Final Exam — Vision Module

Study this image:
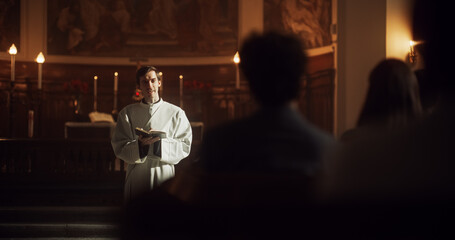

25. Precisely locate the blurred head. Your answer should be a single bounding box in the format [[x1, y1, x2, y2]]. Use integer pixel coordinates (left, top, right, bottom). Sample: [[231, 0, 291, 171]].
[[239, 31, 307, 107], [357, 59, 422, 127], [136, 66, 162, 103]]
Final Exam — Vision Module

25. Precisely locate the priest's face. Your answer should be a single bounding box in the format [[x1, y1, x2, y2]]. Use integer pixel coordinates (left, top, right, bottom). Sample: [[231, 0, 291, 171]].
[[139, 70, 161, 103]]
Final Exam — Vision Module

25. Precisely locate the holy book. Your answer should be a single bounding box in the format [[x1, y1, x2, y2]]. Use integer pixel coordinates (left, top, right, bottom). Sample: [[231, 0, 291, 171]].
[[135, 127, 166, 138]]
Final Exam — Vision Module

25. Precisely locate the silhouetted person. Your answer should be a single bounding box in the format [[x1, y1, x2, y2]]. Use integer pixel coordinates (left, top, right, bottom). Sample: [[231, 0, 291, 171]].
[[340, 58, 423, 142], [189, 31, 334, 237], [201, 31, 334, 175], [321, 1, 455, 238]]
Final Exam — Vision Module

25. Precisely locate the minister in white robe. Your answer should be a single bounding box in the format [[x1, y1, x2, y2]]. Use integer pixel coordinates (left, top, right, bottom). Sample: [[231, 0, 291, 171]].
[[111, 66, 192, 203]]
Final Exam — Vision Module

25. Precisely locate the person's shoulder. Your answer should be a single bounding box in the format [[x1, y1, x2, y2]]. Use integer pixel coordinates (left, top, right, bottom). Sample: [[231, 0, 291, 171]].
[[204, 118, 254, 142], [294, 115, 335, 144], [119, 102, 141, 113], [161, 101, 179, 110], [161, 101, 186, 114]]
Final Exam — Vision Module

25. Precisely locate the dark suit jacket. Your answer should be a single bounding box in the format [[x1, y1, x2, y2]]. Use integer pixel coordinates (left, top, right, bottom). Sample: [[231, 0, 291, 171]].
[[200, 105, 334, 176]]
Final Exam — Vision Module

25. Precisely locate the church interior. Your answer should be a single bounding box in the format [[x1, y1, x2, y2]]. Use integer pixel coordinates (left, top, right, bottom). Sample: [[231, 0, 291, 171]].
[[2, 0, 448, 239]]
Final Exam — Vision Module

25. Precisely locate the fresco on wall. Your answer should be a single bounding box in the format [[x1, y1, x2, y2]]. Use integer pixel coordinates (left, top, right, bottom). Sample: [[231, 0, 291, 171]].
[[264, 0, 332, 49], [47, 0, 238, 58], [0, 0, 20, 52]]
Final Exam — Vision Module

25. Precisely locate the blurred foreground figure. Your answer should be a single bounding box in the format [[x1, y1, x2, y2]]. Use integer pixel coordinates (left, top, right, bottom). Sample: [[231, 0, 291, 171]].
[[321, 1, 455, 238], [201, 31, 334, 177], [340, 58, 423, 142]]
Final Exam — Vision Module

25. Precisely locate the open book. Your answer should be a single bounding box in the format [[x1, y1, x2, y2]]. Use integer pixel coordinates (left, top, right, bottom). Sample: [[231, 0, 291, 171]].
[[135, 127, 166, 138]]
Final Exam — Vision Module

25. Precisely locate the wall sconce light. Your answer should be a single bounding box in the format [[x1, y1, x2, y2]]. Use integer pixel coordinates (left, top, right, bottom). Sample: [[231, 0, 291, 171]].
[[409, 40, 417, 64]]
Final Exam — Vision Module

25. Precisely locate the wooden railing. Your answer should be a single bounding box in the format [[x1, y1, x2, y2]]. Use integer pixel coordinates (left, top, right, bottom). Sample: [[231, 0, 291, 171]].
[[0, 138, 202, 178], [0, 138, 122, 176]]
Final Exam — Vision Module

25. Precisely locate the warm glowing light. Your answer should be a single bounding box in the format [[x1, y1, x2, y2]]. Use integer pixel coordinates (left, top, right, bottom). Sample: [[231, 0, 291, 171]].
[[179, 75, 183, 79], [158, 72, 163, 76], [8, 44, 17, 55], [36, 52, 45, 63], [233, 51, 240, 64], [409, 40, 417, 64], [114, 72, 118, 77], [94, 76, 98, 80]]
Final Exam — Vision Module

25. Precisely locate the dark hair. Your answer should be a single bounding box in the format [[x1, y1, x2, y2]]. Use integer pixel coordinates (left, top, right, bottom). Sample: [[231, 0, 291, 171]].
[[357, 59, 422, 127], [239, 31, 307, 106], [136, 66, 161, 85]]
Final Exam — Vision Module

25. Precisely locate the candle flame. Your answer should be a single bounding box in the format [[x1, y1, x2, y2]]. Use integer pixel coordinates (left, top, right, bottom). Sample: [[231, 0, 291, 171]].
[[94, 76, 98, 80], [114, 72, 118, 76], [409, 40, 415, 47], [158, 72, 163, 76], [233, 51, 240, 64], [36, 52, 45, 63], [179, 75, 183, 79], [9, 44, 17, 55]]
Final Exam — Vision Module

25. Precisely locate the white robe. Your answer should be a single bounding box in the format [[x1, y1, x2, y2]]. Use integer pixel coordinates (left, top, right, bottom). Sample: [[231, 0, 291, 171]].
[[111, 99, 192, 203]]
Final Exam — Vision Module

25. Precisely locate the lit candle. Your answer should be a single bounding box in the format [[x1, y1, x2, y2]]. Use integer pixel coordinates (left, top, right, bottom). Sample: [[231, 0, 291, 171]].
[[158, 72, 163, 96], [179, 75, 183, 108], [114, 72, 118, 92], [113, 72, 118, 114], [36, 52, 45, 90], [233, 51, 240, 89], [94, 76, 98, 111], [8, 44, 17, 83]]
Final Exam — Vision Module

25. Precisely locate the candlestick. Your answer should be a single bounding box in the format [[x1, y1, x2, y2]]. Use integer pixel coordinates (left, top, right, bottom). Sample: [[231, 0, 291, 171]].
[[94, 76, 98, 111], [179, 75, 183, 108], [235, 65, 240, 89], [9, 44, 17, 83], [28, 110, 34, 138], [36, 52, 45, 90], [233, 51, 240, 89]]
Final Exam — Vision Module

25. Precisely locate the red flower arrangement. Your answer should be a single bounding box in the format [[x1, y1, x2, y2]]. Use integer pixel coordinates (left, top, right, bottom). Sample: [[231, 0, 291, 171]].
[[63, 79, 89, 96], [184, 80, 212, 90]]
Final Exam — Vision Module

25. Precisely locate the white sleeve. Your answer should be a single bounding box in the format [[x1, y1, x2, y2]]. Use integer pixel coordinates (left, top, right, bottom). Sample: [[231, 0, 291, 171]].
[[111, 110, 147, 164], [160, 110, 192, 165]]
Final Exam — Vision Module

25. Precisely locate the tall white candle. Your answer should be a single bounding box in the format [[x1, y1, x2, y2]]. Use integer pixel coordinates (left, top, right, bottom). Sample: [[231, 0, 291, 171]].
[[158, 72, 163, 97], [114, 72, 118, 92], [179, 75, 183, 108], [9, 44, 17, 83], [233, 51, 240, 89], [94, 76, 98, 111], [36, 52, 45, 90], [113, 72, 118, 114]]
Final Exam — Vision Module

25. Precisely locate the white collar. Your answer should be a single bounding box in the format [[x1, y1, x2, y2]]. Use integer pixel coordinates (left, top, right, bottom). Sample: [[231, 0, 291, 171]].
[[140, 98, 163, 108]]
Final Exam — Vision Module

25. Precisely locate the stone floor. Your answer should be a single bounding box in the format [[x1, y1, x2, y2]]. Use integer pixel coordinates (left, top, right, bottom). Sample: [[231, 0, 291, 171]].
[[0, 175, 124, 239]]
